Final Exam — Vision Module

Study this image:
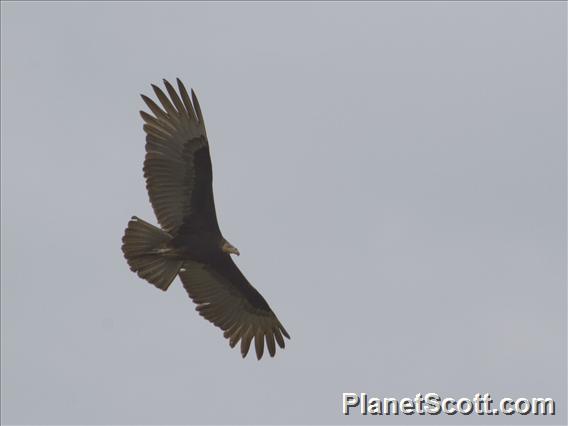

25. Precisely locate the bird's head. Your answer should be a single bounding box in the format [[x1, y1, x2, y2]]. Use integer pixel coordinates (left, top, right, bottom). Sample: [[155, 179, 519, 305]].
[[221, 239, 240, 256]]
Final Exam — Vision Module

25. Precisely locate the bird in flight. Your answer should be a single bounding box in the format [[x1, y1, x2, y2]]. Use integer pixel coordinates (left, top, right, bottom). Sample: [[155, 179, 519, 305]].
[[121, 79, 290, 359]]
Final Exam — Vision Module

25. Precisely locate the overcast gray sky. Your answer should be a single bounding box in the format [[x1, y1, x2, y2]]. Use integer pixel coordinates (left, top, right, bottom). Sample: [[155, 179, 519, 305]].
[[1, 1, 566, 425]]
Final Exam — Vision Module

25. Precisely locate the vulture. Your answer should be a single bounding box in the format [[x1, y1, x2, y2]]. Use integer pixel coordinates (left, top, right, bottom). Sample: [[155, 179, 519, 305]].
[[121, 79, 289, 359]]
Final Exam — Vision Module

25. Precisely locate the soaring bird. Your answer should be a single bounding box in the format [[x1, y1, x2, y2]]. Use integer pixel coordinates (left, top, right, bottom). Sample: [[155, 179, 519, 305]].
[[121, 79, 290, 359]]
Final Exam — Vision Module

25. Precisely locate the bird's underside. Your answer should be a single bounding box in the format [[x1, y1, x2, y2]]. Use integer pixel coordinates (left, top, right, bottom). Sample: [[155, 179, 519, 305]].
[[121, 79, 289, 359]]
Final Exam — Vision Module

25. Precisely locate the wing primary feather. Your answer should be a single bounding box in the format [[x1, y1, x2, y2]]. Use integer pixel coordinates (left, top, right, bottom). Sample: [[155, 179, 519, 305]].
[[279, 323, 291, 339], [152, 84, 179, 118], [273, 327, 285, 348], [191, 89, 205, 125], [227, 324, 245, 348], [141, 95, 169, 121], [255, 328, 264, 360], [163, 79, 187, 118], [139, 110, 177, 133], [177, 78, 198, 123], [223, 320, 241, 338], [266, 331, 276, 357], [224, 322, 241, 341], [241, 329, 253, 358]]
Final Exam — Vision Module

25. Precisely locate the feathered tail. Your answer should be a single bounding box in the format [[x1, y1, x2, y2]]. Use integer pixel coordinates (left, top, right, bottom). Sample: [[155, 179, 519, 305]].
[[121, 216, 182, 291]]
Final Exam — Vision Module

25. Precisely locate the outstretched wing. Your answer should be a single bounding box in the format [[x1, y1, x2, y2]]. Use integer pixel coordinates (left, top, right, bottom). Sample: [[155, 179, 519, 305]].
[[140, 79, 219, 235], [178, 257, 290, 359]]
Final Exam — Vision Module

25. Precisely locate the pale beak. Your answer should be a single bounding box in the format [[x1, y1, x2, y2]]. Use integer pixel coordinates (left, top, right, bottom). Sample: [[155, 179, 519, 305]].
[[222, 241, 240, 256]]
